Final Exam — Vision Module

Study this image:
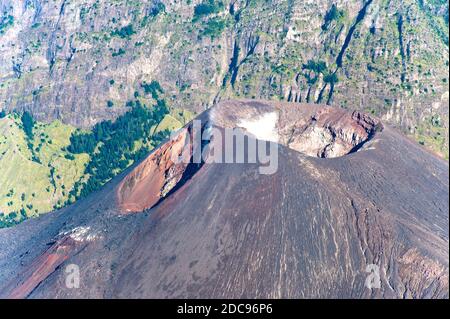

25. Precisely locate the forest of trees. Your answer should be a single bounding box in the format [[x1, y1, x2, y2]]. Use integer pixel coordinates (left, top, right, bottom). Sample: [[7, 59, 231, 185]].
[[21, 111, 34, 139], [68, 84, 171, 202], [0, 211, 27, 228], [0, 83, 173, 223]]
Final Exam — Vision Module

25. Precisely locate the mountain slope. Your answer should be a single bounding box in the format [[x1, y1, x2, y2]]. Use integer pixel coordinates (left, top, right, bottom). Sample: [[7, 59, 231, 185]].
[[0, 100, 447, 298], [0, 113, 89, 225], [0, 101, 190, 220], [0, 0, 448, 157]]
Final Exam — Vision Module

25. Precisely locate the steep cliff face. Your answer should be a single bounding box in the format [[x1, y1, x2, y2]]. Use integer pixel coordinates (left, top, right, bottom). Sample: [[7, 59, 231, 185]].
[[0, 0, 448, 156]]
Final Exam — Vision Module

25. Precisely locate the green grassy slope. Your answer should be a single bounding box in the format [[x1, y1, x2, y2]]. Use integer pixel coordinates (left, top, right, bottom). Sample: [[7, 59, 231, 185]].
[[0, 114, 89, 224], [0, 103, 191, 227]]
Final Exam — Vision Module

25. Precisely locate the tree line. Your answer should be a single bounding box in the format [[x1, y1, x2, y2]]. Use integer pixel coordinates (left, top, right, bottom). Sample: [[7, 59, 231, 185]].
[[67, 83, 171, 202]]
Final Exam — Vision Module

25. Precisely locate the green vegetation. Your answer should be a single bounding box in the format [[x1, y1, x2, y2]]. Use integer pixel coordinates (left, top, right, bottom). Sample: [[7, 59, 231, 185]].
[[21, 111, 34, 139], [142, 81, 164, 99], [80, 7, 90, 23], [20, 111, 41, 163], [324, 72, 339, 84], [412, 115, 449, 160], [68, 100, 170, 200], [201, 18, 228, 39], [0, 114, 89, 226], [0, 212, 26, 228], [322, 4, 346, 31], [0, 0, 447, 227], [150, 2, 166, 17], [0, 91, 185, 227], [112, 48, 126, 57], [111, 24, 135, 39], [193, 0, 224, 21], [303, 60, 327, 73], [0, 14, 14, 35], [67, 82, 174, 201], [303, 60, 327, 84]]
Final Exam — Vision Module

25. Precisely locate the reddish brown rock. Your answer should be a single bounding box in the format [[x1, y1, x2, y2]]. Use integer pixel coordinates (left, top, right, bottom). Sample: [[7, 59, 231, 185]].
[[116, 128, 191, 213]]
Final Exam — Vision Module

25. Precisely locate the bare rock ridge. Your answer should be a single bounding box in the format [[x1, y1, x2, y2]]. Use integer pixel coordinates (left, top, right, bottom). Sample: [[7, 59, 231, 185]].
[[116, 127, 191, 213], [0, 100, 447, 299], [116, 111, 210, 213]]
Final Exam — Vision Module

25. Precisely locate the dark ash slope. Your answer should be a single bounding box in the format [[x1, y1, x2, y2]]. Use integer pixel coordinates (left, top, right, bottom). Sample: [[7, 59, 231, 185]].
[[0, 100, 448, 299]]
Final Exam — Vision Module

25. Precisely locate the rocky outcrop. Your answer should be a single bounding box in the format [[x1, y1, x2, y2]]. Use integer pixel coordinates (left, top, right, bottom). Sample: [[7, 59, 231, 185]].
[[279, 108, 383, 158], [116, 127, 191, 213], [209, 99, 383, 158]]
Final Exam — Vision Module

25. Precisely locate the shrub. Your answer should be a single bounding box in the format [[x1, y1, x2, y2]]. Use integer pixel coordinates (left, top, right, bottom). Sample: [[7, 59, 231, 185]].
[[202, 18, 227, 39], [21, 111, 34, 139], [142, 81, 164, 99], [150, 2, 166, 17], [0, 211, 27, 229], [193, 0, 224, 20], [112, 48, 126, 57], [303, 60, 328, 84], [0, 15, 14, 35], [64, 153, 75, 160], [324, 72, 339, 84], [303, 60, 327, 74], [111, 24, 135, 38], [322, 4, 346, 31]]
